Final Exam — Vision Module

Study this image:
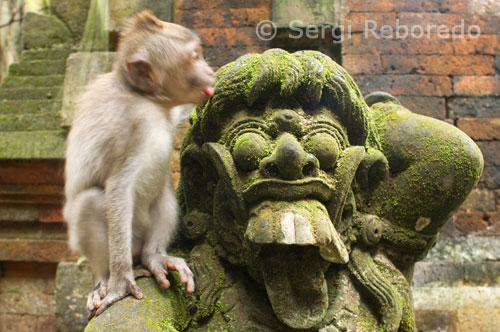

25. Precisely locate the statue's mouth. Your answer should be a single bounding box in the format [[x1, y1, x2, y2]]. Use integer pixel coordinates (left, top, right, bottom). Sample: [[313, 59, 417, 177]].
[[245, 199, 349, 330], [242, 178, 334, 203]]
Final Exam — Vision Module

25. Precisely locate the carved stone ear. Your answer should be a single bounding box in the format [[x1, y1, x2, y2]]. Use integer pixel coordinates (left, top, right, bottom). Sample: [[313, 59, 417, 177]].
[[126, 59, 158, 93]]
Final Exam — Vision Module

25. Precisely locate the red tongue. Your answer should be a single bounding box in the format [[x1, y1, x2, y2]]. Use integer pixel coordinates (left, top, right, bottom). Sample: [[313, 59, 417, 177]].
[[203, 87, 214, 97]]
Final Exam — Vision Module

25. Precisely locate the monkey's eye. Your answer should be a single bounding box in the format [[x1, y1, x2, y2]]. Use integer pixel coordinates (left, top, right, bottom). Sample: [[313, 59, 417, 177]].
[[192, 51, 201, 60], [232, 132, 270, 172]]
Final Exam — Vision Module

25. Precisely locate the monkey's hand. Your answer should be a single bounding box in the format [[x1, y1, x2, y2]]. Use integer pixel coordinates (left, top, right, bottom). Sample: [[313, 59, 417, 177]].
[[142, 254, 195, 294]]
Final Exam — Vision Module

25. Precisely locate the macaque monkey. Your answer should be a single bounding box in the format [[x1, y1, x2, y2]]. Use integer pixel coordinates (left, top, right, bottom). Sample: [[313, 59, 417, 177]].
[[63, 9, 214, 318]]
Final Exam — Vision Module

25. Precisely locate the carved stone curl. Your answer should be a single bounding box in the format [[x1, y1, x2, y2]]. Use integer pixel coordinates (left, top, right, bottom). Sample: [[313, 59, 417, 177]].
[[86, 49, 483, 332]]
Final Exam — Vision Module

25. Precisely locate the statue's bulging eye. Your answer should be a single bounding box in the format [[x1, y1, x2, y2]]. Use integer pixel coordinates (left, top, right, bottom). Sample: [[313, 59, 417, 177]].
[[232, 132, 270, 171], [304, 133, 340, 170]]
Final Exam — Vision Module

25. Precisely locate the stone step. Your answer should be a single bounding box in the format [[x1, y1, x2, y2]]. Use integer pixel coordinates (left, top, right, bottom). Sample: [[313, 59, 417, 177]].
[[0, 99, 62, 115], [21, 49, 73, 61], [0, 238, 74, 262], [413, 261, 500, 287], [413, 286, 500, 332], [0, 130, 66, 159], [0, 87, 62, 100], [0, 112, 62, 131], [8, 59, 66, 76], [1, 75, 65, 88]]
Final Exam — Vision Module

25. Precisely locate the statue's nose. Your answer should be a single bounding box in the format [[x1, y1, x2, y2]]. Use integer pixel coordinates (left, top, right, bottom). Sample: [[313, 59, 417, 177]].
[[260, 133, 319, 180]]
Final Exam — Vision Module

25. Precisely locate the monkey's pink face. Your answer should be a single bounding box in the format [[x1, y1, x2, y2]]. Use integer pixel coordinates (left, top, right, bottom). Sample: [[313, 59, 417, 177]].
[[164, 42, 215, 106]]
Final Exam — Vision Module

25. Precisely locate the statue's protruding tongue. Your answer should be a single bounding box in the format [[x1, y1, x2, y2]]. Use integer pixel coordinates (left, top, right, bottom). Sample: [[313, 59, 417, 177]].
[[260, 245, 328, 329], [245, 200, 348, 329]]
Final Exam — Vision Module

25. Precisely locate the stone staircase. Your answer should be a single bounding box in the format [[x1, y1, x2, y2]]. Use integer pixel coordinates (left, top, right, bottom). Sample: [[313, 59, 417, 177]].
[[0, 48, 71, 159]]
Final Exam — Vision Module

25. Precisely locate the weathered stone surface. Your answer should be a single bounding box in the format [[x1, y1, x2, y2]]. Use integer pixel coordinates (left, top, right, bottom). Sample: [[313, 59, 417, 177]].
[[0, 239, 74, 262], [50, 0, 90, 41], [477, 141, 500, 189], [55, 262, 93, 332], [1, 75, 65, 88], [424, 235, 500, 263], [0, 87, 62, 100], [0, 130, 66, 159], [459, 188, 496, 212], [22, 13, 71, 49], [272, 0, 338, 28], [21, 49, 73, 62], [8, 60, 67, 76], [85, 276, 191, 332], [61, 52, 115, 126], [0, 112, 61, 131], [0, 277, 55, 315], [414, 309, 458, 332], [448, 97, 500, 119], [108, 0, 173, 31], [0, 100, 62, 115]]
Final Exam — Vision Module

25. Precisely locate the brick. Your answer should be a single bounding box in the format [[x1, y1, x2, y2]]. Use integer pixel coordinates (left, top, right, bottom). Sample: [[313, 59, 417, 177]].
[[451, 35, 500, 55], [39, 206, 64, 223], [196, 27, 267, 47], [346, 0, 395, 12], [459, 188, 496, 212], [343, 12, 396, 32], [0, 277, 55, 315], [204, 44, 265, 67], [342, 34, 455, 55], [0, 239, 75, 262], [0, 205, 39, 222], [448, 97, 500, 118], [396, 13, 498, 34], [0, 314, 38, 332], [176, 7, 270, 28], [170, 150, 181, 173], [453, 211, 488, 235], [380, 55, 495, 75], [1, 262, 58, 278], [0, 160, 64, 185], [354, 75, 452, 96], [174, 120, 190, 150], [413, 262, 464, 287], [342, 55, 382, 75], [457, 117, 500, 140], [458, 308, 500, 332], [414, 309, 458, 332], [393, 0, 467, 13], [464, 262, 500, 285], [477, 141, 500, 189], [397, 96, 446, 119], [486, 212, 500, 235], [176, 0, 269, 10], [0, 184, 64, 205], [36, 316, 56, 332], [453, 76, 500, 96]]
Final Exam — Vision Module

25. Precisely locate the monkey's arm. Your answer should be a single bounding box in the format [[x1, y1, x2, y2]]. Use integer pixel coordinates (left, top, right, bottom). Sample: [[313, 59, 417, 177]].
[[365, 102, 483, 235], [141, 180, 195, 293]]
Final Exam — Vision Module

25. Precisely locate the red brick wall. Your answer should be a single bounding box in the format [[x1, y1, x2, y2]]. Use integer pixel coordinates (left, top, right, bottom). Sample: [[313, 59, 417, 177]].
[[342, 0, 500, 236]]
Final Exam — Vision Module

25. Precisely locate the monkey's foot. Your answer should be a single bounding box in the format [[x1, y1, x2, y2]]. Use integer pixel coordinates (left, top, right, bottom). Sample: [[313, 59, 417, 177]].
[[87, 280, 107, 320], [143, 254, 195, 294], [90, 275, 144, 318]]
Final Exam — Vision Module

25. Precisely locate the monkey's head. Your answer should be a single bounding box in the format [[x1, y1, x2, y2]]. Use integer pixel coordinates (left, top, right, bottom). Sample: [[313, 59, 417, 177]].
[[116, 9, 214, 106]]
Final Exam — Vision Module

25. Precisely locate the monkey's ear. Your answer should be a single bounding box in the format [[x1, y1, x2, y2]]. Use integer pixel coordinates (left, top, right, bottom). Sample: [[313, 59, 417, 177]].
[[126, 59, 158, 93]]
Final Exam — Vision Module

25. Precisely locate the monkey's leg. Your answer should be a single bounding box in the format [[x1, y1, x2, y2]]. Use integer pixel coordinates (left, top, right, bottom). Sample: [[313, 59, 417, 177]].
[[67, 188, 110, 313], [141, 183, 195, 294], [92, 178, 144, 317]]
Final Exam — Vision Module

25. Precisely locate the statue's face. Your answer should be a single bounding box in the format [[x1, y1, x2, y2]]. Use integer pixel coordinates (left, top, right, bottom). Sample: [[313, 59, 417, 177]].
[[204, 106, 366, 329]]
